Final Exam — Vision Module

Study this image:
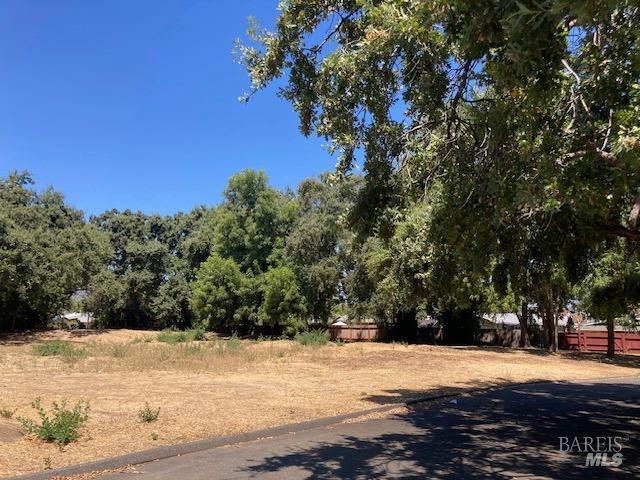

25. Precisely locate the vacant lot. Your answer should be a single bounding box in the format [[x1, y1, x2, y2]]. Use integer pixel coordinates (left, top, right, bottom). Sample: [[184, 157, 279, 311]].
[[0, 330, 637, 477]]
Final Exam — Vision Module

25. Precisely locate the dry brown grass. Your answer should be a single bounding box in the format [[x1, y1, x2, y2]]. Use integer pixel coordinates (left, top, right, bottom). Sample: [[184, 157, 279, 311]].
[[0, 329, 638, 477]]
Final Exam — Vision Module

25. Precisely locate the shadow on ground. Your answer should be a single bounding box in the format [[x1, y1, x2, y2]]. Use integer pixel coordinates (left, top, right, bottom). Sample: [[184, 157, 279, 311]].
[[446, 345, 640, 369], [0, 329, 115, 345], [244, 379, 640, 479]]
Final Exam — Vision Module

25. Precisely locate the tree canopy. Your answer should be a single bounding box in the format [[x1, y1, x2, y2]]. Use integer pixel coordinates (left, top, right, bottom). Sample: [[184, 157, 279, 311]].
[[0, 172, 109, 330], [240, 0, 640, 351]]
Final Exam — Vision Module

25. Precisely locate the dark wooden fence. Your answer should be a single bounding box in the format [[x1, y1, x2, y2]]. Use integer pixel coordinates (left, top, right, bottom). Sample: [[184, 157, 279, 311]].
[[560, 331, 640, 354], [329, 324, 387, 342]]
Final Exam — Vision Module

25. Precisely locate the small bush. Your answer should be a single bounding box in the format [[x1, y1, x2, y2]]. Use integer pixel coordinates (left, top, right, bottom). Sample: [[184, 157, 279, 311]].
[[157, 331, 188, 344], [32, 341, 86, 362], [157, 329, 205, 344], [0, 407, 16, 419], [226, 334, 242, 350], [283, 316, 306, 337], [138, 403, 160, 423], [295, 330, 329, 346], [191, 327, 205, 341], [19, 398, 90, 445]]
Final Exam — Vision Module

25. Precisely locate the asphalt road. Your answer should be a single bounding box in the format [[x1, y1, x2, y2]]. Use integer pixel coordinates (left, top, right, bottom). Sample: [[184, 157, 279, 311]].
[[100, 377, 639, 480]]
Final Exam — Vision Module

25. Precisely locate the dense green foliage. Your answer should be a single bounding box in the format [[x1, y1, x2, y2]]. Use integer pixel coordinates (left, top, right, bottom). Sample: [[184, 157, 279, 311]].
[[19, 398, 90, 445], [86, 208, 205, 329], [191, 254, 246, 331], [0, 170, 363, 335], [240, 0, 640, 351], [259, 266, 307, 334], [0, 173, 109, 331]]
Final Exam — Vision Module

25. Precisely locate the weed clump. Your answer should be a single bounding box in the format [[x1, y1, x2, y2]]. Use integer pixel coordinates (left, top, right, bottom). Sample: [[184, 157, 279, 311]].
[[19, 398, 90, 445], [32, 341, 86, 363], [0, 407, 15, 419], [157, 329, 205, 344], [295, 330, 329, 346], [138, 403, 160, 423]]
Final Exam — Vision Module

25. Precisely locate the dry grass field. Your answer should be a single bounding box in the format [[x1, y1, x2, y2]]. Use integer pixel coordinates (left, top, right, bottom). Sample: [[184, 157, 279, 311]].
[[0, 329, 638, 477]]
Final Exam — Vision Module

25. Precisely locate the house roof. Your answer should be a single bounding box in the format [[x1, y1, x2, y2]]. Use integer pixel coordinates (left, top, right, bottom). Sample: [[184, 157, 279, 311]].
[[482, 313, 569, 327]]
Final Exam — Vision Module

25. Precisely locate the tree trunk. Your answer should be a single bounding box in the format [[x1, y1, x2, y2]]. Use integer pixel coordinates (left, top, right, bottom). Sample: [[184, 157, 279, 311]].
[[395, 308, 418, 343], [606, 317, 616, 358], [543, 287, 557, 352], [552, 313, 558, 353], [516, 301, 531, 348], [540, 308, 558, 352]]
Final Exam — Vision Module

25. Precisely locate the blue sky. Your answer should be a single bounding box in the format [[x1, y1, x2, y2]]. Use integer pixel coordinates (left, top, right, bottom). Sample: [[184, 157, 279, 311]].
[[0, 1, 335, 216]]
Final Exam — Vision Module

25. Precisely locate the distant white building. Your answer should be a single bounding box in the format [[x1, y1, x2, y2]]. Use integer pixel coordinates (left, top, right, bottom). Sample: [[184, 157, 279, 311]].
[[60, 311, 95, 329], [482, 312, 569, 328], [331, 314, 377, 325], [51, 290, 95, 328]]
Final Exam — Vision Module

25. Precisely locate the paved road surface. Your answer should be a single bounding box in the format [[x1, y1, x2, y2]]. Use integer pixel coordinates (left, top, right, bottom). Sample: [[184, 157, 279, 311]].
[[100, 377, 639, 479]]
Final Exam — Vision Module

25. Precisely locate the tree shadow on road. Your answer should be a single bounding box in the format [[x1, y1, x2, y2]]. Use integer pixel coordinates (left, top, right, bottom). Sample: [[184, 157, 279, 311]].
[[244, 380, 640, 479]]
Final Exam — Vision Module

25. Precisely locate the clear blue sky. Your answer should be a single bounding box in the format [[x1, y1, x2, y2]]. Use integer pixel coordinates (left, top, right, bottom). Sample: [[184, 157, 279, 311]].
[[0, 0, 335, 216]]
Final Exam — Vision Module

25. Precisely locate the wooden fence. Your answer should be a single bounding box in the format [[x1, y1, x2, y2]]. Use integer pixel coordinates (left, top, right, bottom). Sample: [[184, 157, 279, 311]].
[[329, 324, 387, 342], [560, 331, 640, 354]]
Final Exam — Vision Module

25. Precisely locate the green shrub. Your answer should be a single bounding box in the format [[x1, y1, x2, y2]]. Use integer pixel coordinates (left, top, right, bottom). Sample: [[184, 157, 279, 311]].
[[295, 330, 329, 346], [226, 334, 242, 350], [191, 327, 205, 341], [283, 316, 307, 337], [0, 407, 15, 419], [157, 331, 188, 344], [157, 329, 205, 344], [32, 341, 86, 362], [138, 403, 160, 423], [19, 398, 90, 445]]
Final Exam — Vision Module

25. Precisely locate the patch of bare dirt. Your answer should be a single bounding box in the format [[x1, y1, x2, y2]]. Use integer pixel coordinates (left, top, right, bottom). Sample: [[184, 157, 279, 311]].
[[0, 330, 637, 476]]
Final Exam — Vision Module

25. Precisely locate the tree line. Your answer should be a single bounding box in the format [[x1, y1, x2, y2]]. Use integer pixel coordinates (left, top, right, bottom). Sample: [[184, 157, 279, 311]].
[[1, 165, 638, 353], [2, 1, 640, 357], [0, 170, 360, 335]]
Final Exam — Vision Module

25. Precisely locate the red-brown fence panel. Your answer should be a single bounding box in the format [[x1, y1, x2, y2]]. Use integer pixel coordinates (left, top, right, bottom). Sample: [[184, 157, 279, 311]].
[[560, 331, 640, 354], [329, 324, 387, 342]]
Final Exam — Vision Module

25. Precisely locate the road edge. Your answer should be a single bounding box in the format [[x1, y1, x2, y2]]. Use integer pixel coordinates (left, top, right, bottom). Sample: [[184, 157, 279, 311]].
[[8, 375, 639, 480]]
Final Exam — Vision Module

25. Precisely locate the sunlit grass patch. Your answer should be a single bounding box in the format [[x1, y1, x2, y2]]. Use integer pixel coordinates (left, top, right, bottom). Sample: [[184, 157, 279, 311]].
[[32, 341, 87, 363], [156, 328, 206, 344]]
